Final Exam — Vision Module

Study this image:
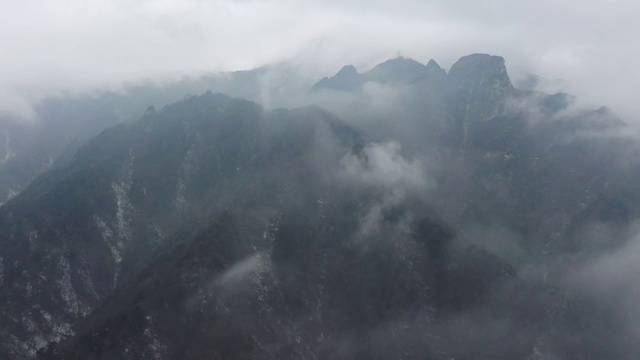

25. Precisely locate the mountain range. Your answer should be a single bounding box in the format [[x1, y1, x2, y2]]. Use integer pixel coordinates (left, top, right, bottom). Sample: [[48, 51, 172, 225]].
[[1, 53, 639, 359]]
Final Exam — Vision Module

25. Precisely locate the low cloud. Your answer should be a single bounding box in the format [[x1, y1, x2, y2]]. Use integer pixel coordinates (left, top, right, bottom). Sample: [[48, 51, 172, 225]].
[[2, 0, 640, 121], [338, 141, 431, 192], [215, 252, 269, 287], [338, 141, 432, 241]]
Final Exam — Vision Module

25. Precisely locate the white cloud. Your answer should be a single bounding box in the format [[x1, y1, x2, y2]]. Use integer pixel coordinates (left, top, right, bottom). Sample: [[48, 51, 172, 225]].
[[0, 0, 639, 120], [569, 229, 640, 338], [338, 141, 432, 238], [339, 141, 430, 191]]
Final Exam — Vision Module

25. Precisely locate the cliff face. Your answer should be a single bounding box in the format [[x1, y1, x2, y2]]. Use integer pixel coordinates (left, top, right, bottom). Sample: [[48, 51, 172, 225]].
[[446, 54, 514, 146]]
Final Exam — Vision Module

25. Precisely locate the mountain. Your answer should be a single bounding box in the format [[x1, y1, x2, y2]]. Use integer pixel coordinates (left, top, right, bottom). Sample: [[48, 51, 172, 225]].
[[1, 53, 639, 359], [309, 64, 361, 92], [309, 54, 638, 251], [0, 92, 364, 359], [0, 62, 316, 207], [49, 202, 634, 359], [310, 56, 446, 93]]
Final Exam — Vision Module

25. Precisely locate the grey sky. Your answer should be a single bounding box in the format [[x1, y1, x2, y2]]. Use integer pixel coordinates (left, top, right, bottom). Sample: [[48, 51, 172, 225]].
[[1, 0, 638, 119]]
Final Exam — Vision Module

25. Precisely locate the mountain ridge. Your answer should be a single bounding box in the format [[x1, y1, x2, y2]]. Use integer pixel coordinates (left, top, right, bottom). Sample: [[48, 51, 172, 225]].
[[0, 53, 639, 359]]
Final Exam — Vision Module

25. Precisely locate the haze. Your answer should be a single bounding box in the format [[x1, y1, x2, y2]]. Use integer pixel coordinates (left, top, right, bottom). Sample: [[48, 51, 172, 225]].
[[1, 0, 638, 120]]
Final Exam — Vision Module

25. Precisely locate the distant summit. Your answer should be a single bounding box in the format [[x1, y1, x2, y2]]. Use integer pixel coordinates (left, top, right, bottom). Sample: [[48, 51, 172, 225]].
[[425, 59, 446, 77], [363, 56, 433, 84], [310, 64, 360, 92], [308, 53, 626, 150], [311, 54, 511, 94], [310, 57, 446, 92]]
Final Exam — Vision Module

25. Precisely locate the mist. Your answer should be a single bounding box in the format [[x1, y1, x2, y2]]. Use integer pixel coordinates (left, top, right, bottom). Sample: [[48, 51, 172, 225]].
[[2, 2, 640, 359], [1, 0, 640, 120]]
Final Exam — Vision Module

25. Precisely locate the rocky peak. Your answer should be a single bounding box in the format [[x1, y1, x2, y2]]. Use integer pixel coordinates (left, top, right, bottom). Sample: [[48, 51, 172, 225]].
[[424, 59, 447, 84], [447, 54, 513, 94], [336, 64, 357, 77], [142, 105, 156, 118], [446, 54, 515, 142], [363, 56, 429, 84], [311, 57, 449, 93], [425, 59, 445, 75], [310, 65, 361, 92]]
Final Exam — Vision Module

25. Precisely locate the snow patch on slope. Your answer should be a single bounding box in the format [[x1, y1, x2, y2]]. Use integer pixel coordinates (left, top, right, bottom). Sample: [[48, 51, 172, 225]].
[[175, 145, 196, 211], [104, 150, 136, 286], [112, 159, 134, 241], [0, 132, 15, 164], [142, 315, 167, 360], [27, 230, 38, 251], [95, 216, 123, 264], [9, 306, 75, 359], [56, 255, 80, 316]]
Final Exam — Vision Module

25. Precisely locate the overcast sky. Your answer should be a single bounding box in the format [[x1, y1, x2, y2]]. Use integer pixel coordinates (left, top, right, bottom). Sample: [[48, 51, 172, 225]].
[[1, 0, 638, 120]]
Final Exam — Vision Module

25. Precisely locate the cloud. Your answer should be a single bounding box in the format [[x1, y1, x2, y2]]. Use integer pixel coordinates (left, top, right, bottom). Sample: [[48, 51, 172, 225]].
[[215, 252, 269, 287], [339, 141, 431, 191], [338, 141, 432, 240], [578, 250, 640, 345], [1, 0, 639, 120]]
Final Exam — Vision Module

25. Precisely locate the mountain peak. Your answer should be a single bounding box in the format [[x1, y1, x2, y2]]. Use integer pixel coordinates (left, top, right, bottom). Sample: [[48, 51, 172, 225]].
[[310, 64, 361, 92], [446, 54, 514, 142], [311, 56, 451, 92], [425, 59, 447, 83], [426, 59, 444, 72], [143, 105, 156, 118], [448, 54, 512, 91], [364, 56, 428, 84], [336, 64, 357, 76]]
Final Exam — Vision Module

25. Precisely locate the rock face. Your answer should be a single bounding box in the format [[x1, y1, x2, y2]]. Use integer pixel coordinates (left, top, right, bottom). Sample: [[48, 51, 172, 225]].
[[447, 54, 513, 108], [446, 54, 514, 146], [1, 53, 640, 359]]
